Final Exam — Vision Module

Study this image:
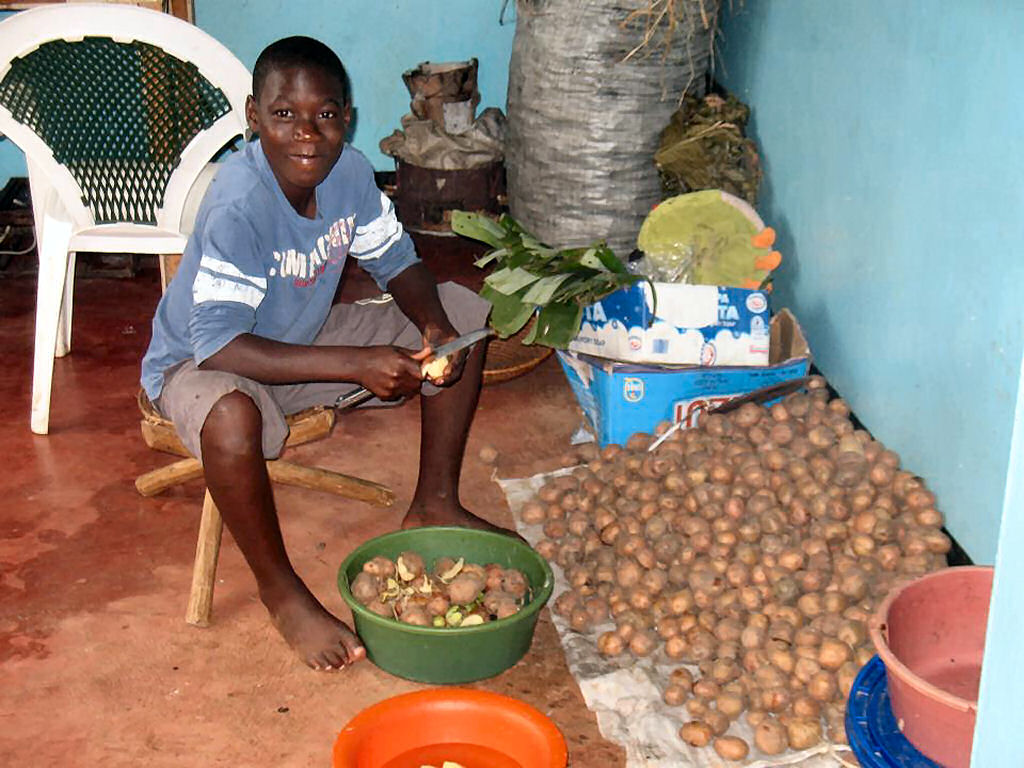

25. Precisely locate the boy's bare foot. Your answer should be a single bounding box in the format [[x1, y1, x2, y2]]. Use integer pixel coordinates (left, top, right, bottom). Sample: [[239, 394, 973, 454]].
[[261, 580, 365, 671], [401, 501, 526, 543]]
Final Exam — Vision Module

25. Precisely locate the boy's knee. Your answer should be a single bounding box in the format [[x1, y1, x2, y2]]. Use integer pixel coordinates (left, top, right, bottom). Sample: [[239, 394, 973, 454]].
[[437, 281, 490, 329], [201, 390, 263, 455]]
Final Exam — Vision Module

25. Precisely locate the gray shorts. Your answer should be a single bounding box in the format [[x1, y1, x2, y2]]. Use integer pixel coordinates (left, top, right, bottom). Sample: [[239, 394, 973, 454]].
[[155, 282, 489, 462]]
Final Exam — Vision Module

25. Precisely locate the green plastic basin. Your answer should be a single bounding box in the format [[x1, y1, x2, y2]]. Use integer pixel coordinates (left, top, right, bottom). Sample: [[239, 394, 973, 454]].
[[338, 527, 554, 684]]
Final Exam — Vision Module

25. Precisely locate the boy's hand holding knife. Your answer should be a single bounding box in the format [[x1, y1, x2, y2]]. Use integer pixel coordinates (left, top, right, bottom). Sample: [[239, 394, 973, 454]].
[[337, 327, 494, 410]]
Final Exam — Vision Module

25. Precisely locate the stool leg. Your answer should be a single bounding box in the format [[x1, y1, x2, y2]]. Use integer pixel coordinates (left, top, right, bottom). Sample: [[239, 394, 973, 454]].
[[267, 460, 395, 507], [186, 489, 223, 627], [135, 457, 204, 497]]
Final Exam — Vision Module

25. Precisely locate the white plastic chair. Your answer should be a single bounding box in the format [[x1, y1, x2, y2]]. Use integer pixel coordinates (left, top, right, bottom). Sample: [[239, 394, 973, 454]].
[[0, 4, 250, 433]]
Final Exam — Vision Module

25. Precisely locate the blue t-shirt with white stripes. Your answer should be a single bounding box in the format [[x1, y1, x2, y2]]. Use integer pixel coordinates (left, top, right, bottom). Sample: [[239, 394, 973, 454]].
[[141, 139, 418, 401]]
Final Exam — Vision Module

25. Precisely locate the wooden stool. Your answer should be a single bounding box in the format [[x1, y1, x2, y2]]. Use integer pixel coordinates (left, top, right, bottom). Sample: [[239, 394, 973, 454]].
[[136, 391, 395, 626]]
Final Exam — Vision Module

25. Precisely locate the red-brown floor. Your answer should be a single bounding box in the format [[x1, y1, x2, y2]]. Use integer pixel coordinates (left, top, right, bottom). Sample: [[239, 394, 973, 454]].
[[0, 241, 624, 767]]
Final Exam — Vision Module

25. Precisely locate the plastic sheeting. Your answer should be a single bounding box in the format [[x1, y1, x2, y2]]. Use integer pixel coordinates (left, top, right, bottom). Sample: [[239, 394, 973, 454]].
[[506, 0, 720, 255], [498, 467, 860, 768], [379, 108, 507, 170]]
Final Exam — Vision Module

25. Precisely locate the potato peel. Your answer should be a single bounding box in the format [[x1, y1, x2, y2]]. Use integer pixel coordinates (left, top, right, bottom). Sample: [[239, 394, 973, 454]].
[[439, 556, 465, 582], [396, 556, 416, 582], [382, 578, 401, 600]]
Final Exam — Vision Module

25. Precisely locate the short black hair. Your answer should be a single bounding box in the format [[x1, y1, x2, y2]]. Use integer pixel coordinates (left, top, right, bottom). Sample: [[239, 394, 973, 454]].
[[252, 36, 350, 104]]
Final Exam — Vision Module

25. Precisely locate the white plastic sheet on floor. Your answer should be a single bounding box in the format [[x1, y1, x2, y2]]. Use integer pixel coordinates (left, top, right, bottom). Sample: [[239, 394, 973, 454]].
[[497, 468, 860, 768]]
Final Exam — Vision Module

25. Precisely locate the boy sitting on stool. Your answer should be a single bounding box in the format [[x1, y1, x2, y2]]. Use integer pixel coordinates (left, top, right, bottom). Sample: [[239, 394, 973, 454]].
[[142, 36, 508, 671]]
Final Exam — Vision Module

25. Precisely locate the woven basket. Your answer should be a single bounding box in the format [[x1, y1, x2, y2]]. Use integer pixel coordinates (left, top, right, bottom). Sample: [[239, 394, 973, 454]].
[[483, 327, 554, 385]]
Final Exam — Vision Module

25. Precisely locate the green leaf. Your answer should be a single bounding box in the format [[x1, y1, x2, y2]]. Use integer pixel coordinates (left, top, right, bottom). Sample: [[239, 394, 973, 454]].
[[593, 244, 630, 274], [521, 274, 572, 305], [577, 248, 609, 272], [451, 211, 507, 249], [480, 284, 535, 338], [498, 213, 528, 238], [551, 274, 612, 303], [473, 248, 507, 268], [506, 246, 539, 270], [520, 233, 549, 252], [523, 302, 583, 348], [484, 266, 543, 295]]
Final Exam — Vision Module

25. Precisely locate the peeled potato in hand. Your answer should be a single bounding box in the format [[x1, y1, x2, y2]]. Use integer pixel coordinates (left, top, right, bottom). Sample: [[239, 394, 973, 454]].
[[422, 355, 449, 380]]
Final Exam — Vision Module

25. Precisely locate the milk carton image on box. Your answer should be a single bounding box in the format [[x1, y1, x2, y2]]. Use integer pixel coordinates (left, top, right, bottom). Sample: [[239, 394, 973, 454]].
[[558, 309, 810, 447], [568, 282, 771, 367]]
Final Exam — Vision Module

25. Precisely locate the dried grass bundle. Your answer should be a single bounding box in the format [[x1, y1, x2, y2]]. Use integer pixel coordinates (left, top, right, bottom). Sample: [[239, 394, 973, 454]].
[[655, 92, 763, 204], [620, 0, 717, 62]]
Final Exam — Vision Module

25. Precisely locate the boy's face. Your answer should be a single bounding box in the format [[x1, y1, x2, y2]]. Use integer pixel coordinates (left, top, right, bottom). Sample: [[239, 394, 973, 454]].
[[246, 64, 350, 214]]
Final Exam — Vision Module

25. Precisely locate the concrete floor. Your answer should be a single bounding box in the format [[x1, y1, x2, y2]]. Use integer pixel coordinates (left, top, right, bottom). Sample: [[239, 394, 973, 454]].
[[0, 240, 624, 767]]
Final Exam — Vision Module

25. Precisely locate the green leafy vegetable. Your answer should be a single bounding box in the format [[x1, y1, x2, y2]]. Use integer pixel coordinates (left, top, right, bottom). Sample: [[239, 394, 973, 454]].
[[452, 211, 652, 348]]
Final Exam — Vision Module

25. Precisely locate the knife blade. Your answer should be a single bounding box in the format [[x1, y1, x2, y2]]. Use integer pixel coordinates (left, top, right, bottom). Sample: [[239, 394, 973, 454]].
[[334, 327, 495, 411], [427, 327, 495, 361], [706, 376, 812, 415]]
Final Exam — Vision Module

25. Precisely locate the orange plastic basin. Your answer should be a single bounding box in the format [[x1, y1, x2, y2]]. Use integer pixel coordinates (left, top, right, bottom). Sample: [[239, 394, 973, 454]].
[[333, 689, 568, 768], [869, 566, 992, 768]]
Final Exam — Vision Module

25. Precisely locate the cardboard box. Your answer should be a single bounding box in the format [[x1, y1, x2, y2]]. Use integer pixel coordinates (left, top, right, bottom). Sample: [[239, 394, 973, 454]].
[[568, 282, 772, 366], [558, 309, 810, 447]]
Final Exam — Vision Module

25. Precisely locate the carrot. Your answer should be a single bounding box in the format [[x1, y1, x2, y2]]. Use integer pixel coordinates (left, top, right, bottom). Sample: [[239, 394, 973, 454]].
[[751, 227, 776, 249], [755, 250, 783, 271]]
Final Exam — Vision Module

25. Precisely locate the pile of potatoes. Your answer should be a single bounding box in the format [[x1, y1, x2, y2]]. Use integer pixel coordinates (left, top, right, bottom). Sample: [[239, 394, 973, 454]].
[[350, 552, 530, 628], [524, 377, 950, 762]]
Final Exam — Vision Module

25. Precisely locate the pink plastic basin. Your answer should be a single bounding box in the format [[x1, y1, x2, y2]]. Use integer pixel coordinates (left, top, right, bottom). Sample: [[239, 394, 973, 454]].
[[869, 566, 992, 768]]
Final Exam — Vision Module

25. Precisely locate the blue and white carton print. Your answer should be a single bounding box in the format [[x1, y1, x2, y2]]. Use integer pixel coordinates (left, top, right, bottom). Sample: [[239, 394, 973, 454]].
[[558, 309, 810, 447], [568, 282, 771, 367]]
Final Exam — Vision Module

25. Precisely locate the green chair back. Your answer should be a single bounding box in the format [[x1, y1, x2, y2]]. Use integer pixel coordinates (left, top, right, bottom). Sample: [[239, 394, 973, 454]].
[[0, 36, 231, 225]]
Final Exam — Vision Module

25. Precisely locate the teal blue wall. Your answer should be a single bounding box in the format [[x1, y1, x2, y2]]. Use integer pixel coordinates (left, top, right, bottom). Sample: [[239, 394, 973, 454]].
[[718, 1, 1024, 564], [0, 1, 516, 181], [197, 0, 514, 170]]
